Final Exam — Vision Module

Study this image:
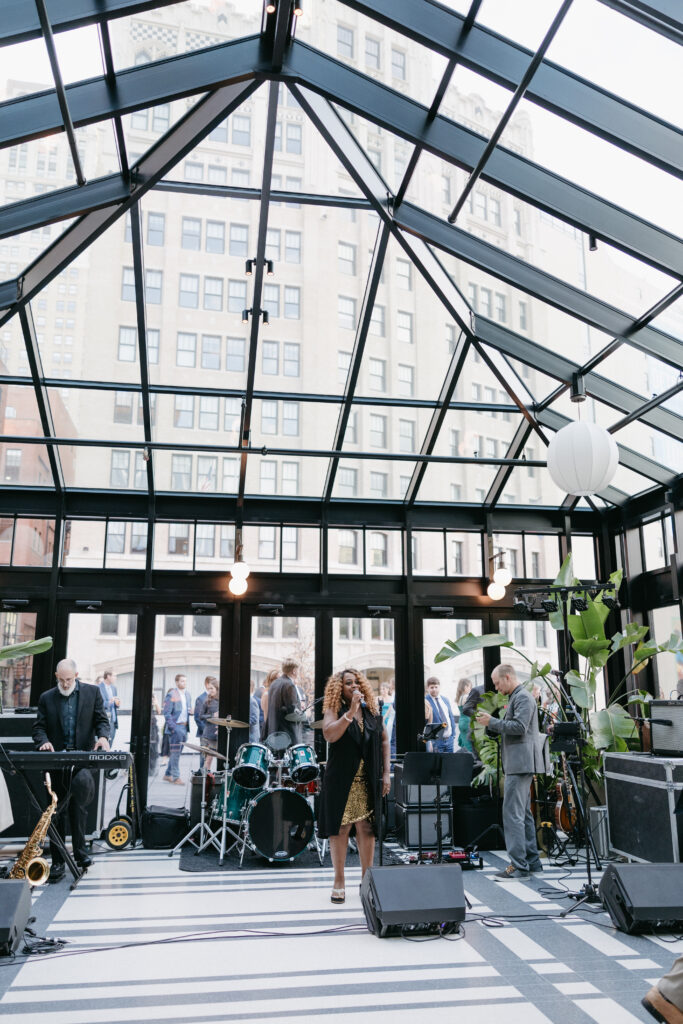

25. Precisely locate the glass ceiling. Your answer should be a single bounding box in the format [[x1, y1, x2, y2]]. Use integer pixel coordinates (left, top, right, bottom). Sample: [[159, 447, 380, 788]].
[[0, 0, 681, 514]]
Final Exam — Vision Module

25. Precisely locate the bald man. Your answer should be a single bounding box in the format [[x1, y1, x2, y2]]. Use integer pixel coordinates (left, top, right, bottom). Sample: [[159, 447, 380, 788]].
[[33, 659, 110, 880]]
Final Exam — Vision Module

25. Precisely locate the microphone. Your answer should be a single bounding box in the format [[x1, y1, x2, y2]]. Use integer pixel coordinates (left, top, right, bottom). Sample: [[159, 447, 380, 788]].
[[360, 699, 366, 708]]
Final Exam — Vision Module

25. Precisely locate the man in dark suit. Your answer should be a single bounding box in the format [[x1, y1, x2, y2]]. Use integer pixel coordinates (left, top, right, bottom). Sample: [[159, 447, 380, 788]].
[[98, 668, 120, 745], [162, 674, 193, 784], [476, 664, 550, 880], [33, 658, 110, 881], [262, 659, 302, 747]]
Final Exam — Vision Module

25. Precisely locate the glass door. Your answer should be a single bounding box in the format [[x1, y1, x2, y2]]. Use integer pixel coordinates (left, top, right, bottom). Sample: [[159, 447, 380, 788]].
[[332, 613, 397, 756], [421, 614, 485, 751], [249, 611, 318, 750]]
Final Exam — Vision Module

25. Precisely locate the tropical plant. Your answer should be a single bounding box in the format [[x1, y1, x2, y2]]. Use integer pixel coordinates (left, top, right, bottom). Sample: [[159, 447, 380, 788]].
[[0, 636, 53, 709], [435, 554, 682, 779]]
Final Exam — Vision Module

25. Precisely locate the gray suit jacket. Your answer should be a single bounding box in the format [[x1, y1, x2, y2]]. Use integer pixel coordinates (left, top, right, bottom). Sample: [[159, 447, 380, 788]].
[[486, 684, 550, 775]]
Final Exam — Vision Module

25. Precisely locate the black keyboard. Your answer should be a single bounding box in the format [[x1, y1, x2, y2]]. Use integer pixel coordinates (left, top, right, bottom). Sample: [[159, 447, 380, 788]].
[[3, 750, 132, 770]]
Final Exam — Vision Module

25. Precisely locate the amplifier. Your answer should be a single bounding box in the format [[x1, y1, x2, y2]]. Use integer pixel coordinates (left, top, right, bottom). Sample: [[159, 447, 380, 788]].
[[650, 700, 683, 757], [395, 804, 452, 849], [604, 752, 683, 862], [0, 881, 31, 956], [599, 863, 683, 934]]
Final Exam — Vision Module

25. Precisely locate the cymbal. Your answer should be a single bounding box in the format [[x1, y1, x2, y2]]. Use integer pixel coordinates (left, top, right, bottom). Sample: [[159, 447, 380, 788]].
[[184, 742, 227, 762], [310, 719, 324, 730], [207, 716, 249, 730], [285, 711, 308, 723]]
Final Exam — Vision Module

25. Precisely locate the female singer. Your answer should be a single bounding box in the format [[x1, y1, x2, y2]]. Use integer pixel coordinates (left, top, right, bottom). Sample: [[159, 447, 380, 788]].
[[317, 668, 390, 904]]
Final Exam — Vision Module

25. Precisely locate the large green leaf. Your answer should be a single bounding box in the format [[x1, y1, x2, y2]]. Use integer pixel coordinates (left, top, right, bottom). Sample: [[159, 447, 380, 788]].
[[611, 622, 649, 653], [632, 639, 658, 674], [573, 637, 611, 659], [657, 632, 683, 655], [590, 705, 637, 750], [435, 632, 511, 663], [0, 636, 53, 662], [567, 669, 595, 709], [567, 597, 607, 643], [553, 553, 574, 588]]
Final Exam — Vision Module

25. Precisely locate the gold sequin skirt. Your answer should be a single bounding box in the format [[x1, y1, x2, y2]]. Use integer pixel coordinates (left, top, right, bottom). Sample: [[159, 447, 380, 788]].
[[341, 758, 372, 826]]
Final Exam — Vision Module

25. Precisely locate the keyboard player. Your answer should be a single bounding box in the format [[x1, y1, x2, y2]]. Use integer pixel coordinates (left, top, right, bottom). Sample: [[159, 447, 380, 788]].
[[32, 658, 111, 881]]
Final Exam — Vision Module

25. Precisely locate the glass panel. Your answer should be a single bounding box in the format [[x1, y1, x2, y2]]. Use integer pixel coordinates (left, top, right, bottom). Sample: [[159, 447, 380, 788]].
[[642, 519, 666, 572], [281, 527, 320, 574], [650, 606, 683, 699], [422, 617, 486, 753], [445, 531, 483, 577], [0, 441, 55, 488], [62, 519, 106, 568], [332, 618, 397, 754], [1, 42, 52, 100], [250, 400, 338, 450], [104, 521, 148, 568], [328, 527, 364, 574], [46, 387, 145, 444], [501, 464, 568, 508], [364, 529, 402, 575], [154, 522, 195, 569], [59, 444, 143, 490], [571, 535, 596, 581], [0, 610, 38, 709], [523, 534, 561, 580], [245, 455, 327, 499], [243, 524, 280, 572], [12, 518, 54, 567], [492, 532, 523, 582], [411, 531, 446, 577], [0, 519, 13, 566], [250, 616, 316, 731], [611, 419, 683, 476], [498, 618, 560, 694], [476, 0, 567, 50], [151, 614, 221, 800]]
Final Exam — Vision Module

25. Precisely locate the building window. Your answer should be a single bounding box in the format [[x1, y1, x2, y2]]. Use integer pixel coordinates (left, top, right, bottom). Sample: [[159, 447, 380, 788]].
[[519, 300, 528, 331], [229, 223, 249, 257], [282, 462, 299, 495], [222, 458, 239, 492], [224, 397, 241, 434], [173, 395, 194, 428], [337, 25, 354, 59], [369, 532, 387, 567], [494, 292, 507, 322], [101, 614, 120, 635], [184, 161, 203, 181], [121, 267, 135, 301], [398, 363, 414, 398], [284, 286, 300, 319], [479, 288, 492, 317], [397, 310, 413, 344], [179, 274, 199, 308], [262, 340, 279, 375], [259, 526, 276, 560], [118, 326, 137, 362], [130, 523, 147, 552], [147, 328, 159, 364], [228, 280, 247, 313], [145, 269, 162, 304], [370, 304, 385, 336], [338, 529, 358, 564], [171, 455, 192, 490], [391, 47, 406, 79], [370, 472, 387, 498], [282, 527, 298, 561], [226, 337, 245, 372], [338, 242, 356, 275], [347, 411, 358, 444], [110, 450, 130, 487], [399, 419, 416, 453], [114, 392, 134, 424], [396, 259, 412, 290], [176, 332, 196, 367], [168, 523, 190, 555], [286, 123, 302, 155], [536, 621, 547, 647], [285, 231, 301, 263], [232, 115, 251, 146], [181, 217, 201, 250], [206, 220, 225, 254], [197, 457, 217, 492], [201, 334, 221, 370], [261, 401, 278, 434], [368, 357, 386, 392], [203, 276, 223, 311], [283, 343, 300, 377], [369, 414, 387, 449], [338, 296, 356, 330], [260, 461, 277, 494], [134, 452, 146, 489], [147, 212, 165, 246], [526, 446, 536, 478], [451, 483, 462, 502], [338, 468, 357, 498], [199, 396, 219, 430], [338, 350, 351, 384], [257, 617, 274, 638], [208, 120, 228, 143], [208, 164, 227, 186], [283, 402, 299, 436], [266, 228, 280, 260], [263, 283, 280, 318]]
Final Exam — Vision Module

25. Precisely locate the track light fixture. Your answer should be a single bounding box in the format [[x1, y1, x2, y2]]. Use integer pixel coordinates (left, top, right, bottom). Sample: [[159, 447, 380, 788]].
[[245, 257, 275, 277], [541, 595, 558, 614], [262, 310, 269, 326], [589, 233, 598, 251], [242, 308, 251, 324], [245, 259, 253, 276], [602, 595, 619, 611], [266, 259, 274, 276], [293, 0, 303, 16], [265, 1, 276, 13], [570, 596, 588, 613]]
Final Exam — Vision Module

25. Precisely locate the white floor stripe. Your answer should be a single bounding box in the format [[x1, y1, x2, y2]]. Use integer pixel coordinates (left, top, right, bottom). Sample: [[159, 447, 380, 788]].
[[573, 997, 645, 1023], [529, 962, 573, 974], [557, 922, 637, 957], [554, 981, 599, 994], [616, 958, 663, 970], [486, 926, 555, 961]]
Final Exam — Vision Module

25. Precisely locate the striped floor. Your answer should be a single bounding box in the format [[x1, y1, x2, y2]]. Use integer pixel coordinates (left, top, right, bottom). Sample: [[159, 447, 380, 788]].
[[0, 847, 674, 1023]]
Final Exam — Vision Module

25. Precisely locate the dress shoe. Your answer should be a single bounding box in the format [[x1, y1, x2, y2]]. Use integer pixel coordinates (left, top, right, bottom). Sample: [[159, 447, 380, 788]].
[[76, 855, 93, 869], [494, 864, 530, 880], [642, 986, 683, 1024], [48, 863, 66, 883]]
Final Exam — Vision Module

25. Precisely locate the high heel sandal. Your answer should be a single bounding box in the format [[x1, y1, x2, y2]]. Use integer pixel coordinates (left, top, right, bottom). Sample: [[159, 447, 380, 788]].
[[330, 888, 345, 904]]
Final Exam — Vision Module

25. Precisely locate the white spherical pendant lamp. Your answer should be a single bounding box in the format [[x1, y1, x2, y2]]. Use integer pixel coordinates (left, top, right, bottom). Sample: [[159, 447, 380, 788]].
[[547, 420, 618, 496]]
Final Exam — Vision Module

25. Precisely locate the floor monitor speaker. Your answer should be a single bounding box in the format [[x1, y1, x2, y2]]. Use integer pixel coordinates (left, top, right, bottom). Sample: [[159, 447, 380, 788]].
[[0, 880, 31, 956], [599, 863, 683, 934], [360, 865, 465, 938]]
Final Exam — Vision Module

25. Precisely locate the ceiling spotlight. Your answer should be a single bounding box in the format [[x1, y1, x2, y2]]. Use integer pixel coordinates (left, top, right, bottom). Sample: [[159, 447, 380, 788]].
[[589, 233, 598, 251], [229, 576, 248, 596], [242, 308, 250, 324], [541, 596, 557, 614], [266, 1, 277, 13], [513, 594, 527, 612], [487, 581, 505, 601], [493, 565, 512, 587], [602, 595, 619, 611], [266, 259, 274, 276], [571, 596, 588, 613], [245, 259, 253, 276], [293, 0, 303, 15], [262, 310, 270, 326]]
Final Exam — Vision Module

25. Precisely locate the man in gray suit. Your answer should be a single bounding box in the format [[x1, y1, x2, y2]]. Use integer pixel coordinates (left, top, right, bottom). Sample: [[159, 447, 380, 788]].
[[476, 664, 550, 880]]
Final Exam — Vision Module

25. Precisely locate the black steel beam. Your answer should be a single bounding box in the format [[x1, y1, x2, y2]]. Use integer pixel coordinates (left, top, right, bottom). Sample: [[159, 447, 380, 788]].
[[337, 0, 683, 177], [0, 80, 259, 327], [1, 0, 185, 46], [485, 420, 534, 507], [17, 305, 64, 493], [405, 330, 470, 505], [283, 44, 683, 279], [35, 0, 86, 186], [0, 175, 128, 241], [323, 221, 392, 501], [98, 18, 130, 183], [597, 0, 683, 42]]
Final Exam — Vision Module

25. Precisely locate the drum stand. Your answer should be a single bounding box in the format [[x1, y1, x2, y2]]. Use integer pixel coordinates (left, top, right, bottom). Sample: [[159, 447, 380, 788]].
[[169, 762, 216, 857], [195, 773, 243, 865]]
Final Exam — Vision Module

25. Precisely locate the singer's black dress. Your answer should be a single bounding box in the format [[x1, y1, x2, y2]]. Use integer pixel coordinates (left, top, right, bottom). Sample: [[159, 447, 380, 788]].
[[317, 704, 383, 839]]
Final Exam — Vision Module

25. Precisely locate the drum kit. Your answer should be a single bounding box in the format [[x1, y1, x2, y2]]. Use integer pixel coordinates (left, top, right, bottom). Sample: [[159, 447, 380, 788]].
[[172, 714, 327, 866]]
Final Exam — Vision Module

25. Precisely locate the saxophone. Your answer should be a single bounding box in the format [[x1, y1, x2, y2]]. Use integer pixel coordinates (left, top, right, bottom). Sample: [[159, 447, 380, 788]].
[[10, 773, 58, 885]]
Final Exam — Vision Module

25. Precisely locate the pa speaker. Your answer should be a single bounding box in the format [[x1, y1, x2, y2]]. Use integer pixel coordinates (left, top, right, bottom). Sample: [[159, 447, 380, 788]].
[[360, 865, 466, 938], [0, 880, 31, 956], [599, 863, 683, 934]]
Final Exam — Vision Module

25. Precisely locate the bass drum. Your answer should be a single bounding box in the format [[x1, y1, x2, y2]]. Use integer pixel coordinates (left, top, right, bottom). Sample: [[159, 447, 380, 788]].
[[247, 788, 314, 862]]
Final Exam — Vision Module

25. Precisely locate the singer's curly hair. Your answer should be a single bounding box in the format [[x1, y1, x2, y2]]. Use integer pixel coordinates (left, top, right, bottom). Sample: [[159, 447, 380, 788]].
[[323, 668, 378, 716]]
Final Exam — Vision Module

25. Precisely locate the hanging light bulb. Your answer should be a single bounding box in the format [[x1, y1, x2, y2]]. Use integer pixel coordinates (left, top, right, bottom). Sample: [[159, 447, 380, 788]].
[[487, 581, 505, 601], [231, 558, 250, 580], [493, 564, 512, 587], [229, 576, 248, 596]]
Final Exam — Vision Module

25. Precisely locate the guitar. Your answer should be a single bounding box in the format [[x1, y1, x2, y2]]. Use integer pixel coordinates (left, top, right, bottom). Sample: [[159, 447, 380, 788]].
[[554, 753, 578, 832]]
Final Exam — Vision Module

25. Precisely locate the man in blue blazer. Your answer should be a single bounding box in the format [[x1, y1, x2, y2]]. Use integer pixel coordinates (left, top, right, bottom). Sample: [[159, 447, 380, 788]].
[[162, 674, 192, 784], [476, 664, 550, 880], [424, 677, 456, 753], [98, 669, 120, 745], [33, 658, 110, 879]]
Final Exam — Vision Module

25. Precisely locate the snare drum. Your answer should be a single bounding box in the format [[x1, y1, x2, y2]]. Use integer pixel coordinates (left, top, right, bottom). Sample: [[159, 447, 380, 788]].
[[246, 788, 314, 862], [286, 743, 319, 785], [211, 772, 252, 822], [233, 742, 271, 789]]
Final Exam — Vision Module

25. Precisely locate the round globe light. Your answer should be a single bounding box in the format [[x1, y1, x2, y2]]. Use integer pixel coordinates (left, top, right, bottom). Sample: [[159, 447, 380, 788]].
[[493, 566, 512, 587], [547, 421, 618, 496], [487, 581, 506, 601], [230, 559, 250, 580], [228, 576, 248, 596]]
